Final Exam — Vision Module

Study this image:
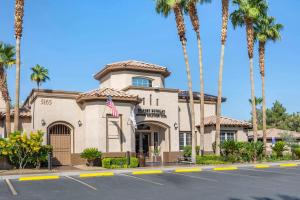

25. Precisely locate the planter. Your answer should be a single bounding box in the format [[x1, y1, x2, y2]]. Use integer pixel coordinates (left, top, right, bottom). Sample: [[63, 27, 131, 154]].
[[86, 158, 101, 167], [0, 157, 13, 170]]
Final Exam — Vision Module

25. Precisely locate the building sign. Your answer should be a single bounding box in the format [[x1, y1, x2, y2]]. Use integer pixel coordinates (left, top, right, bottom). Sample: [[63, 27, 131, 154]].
[[136, 108, 167, 118], [41, 98, 52, 105]]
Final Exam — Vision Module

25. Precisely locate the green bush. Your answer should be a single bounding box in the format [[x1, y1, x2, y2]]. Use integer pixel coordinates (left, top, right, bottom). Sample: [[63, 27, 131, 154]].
[[183, 145, 192, 158], [102, 157, 138, 169], [196, 155, 225, 165], [80, 148, 102, 166], [241, 141, 264, 162], [272, 141, 287, 157], [292, 148, 300, 159], [196, 146, 200, 156]]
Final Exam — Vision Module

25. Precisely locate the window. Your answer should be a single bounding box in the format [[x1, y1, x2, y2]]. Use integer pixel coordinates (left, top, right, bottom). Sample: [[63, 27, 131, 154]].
[[154, 132, 159, 148], [220, 131, 236, 143], [132, 77, 152, 87], [156, 98, 159, 106], [179, 132, 192, 151]]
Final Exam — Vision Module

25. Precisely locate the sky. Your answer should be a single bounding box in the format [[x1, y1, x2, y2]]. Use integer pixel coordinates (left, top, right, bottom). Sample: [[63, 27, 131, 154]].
[[0, 0, 299, 121]]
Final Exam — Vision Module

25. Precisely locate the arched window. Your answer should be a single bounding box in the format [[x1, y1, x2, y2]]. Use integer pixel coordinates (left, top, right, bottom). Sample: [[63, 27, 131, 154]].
[[132, 77, 152, 87]]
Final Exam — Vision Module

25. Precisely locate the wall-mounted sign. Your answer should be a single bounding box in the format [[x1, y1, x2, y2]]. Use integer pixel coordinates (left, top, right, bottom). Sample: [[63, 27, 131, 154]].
[[41, 98, 52, 106], [136, 108, 167, 118]]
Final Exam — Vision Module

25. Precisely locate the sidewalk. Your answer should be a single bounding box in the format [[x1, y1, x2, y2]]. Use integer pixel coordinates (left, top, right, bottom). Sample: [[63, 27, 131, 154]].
[[1, 160, 299, 180]]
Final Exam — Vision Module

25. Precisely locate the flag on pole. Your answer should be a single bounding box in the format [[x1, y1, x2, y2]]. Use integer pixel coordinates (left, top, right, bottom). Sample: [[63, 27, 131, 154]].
[[106, 96, 119, 117]]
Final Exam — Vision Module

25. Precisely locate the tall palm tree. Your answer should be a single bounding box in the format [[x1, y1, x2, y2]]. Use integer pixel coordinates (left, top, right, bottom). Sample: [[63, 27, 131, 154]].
[[14, 0, 25, 131], [230, 0, 267, 142], [30, 64, 50, 90], [216, 0, 229, 156], [183, 0, 211, 156], [155, 0, 197, 162], [254, 16, 283, 154], [0, 43, 16, 136]]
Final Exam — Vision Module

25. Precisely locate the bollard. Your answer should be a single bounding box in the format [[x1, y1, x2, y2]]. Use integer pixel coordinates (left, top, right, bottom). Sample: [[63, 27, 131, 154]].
[[126, 151, 130, 166]]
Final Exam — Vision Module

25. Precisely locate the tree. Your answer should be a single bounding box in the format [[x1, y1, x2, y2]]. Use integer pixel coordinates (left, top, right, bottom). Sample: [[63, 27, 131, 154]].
[[30, 64, 50, 90], [0, 43, 16, 136], [216, 0, 230, 156], [183, 0, 211, 156], [266, 100, 288, 129], [254, 15, 283, 155], [230, 0, 268, 142], [14, 0, 25, 131], [155, 0, 197, 162]]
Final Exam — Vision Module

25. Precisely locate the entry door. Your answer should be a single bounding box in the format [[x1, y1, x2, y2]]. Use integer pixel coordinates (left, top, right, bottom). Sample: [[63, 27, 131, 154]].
[[49, 124, 71, 166], [142, 133, 150, 157]]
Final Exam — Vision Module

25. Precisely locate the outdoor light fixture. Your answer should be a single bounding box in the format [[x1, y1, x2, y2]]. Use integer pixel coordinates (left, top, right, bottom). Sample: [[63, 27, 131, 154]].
[[41, 119, 46, 126], [174, 122, 178, 130], [78, 120, 82, 127]]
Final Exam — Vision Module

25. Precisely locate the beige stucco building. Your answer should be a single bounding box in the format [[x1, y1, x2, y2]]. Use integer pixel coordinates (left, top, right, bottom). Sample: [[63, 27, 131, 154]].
[[0, 60, 251, 165]]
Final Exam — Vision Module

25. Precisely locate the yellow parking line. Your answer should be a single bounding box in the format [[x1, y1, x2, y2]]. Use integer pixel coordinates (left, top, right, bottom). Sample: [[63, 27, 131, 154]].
[[174, 168, 202, 173], [213, 167, 238, 171], [255, 164, 270, 169], [80, 172, 114, 178], [19, 176, 59, 181], [132, 170, 163, 175], [280, 163, 298, 167]]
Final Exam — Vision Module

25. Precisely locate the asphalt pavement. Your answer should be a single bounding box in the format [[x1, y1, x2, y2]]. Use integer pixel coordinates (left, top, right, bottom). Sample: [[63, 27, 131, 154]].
[[1, 166, 300, 200]]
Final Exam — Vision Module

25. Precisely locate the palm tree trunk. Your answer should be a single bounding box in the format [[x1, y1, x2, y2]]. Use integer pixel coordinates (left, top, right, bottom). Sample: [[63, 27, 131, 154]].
[[196, 32, 205, 156], [0, 68, 11, 136], [14, 37, 21, 131], [181, 40, 196, 163], [216, 0, 229, 156], [5, 100, 11, 135], [216, 44, 225, 156], [259, 41, 267, 155]]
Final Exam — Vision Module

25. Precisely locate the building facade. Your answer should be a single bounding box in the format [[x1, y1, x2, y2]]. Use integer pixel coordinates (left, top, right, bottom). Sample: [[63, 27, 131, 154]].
[[0, 60, 251, 165]]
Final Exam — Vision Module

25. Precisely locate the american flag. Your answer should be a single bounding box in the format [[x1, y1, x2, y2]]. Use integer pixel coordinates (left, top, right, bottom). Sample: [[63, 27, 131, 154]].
[[106, 96, 119, 117]]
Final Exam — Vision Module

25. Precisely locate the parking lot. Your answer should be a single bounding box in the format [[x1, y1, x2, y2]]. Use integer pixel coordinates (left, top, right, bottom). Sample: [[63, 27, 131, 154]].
[[1, 166, 300, 200]]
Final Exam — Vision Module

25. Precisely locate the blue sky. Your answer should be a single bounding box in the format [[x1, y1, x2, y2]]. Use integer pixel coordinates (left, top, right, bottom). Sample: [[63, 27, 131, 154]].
[[0, 0, 299, 120]]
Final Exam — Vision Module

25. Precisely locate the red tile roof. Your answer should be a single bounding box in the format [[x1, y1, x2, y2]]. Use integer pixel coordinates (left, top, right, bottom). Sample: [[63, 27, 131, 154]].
[[201, 116, 252, 128]]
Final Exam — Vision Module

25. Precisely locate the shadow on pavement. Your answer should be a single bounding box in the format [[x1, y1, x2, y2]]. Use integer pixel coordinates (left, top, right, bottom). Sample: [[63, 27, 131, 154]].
[[230, 195, 300, 200]]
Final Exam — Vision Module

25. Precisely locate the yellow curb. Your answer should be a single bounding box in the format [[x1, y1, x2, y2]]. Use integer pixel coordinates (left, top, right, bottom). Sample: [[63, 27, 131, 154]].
[[280, 163, 298, 167], [255, 164, 270, 169], [132, 170, 163, 175], [213, 167, 238, 171], [19, 176, 60, 181], [174, 168, 202, 173], [79, 172, 114, 178]]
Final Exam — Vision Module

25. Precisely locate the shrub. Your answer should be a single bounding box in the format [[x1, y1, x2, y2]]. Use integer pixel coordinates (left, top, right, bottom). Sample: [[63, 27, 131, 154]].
[[220, 140, 243, 162], [196, 155, 225, 165], [196, 146, 200, 156], [0, 138, 9, 158], [102, 157, 138, 169], [80, 148, 102, 166], [241, 141, 264, 162], [292, 148, 300, 159], [272, 141, 287, 157], [30, 145, 52, 168], [183, 146, 192, 159]]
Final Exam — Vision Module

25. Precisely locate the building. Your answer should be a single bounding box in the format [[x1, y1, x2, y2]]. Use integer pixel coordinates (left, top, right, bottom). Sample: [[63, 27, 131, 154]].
[[0, 60, 251, 165], [249, 128, 300, 153]]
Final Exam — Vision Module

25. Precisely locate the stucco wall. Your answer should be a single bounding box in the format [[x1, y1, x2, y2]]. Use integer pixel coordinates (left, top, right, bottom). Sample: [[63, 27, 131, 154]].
[[100, 71, 165, 89]]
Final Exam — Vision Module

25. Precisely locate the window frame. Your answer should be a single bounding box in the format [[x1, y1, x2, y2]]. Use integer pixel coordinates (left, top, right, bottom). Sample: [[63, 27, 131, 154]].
[[132, 77, 153, 88], [220, 130, 236, 143], [179, 132, 192, 151]]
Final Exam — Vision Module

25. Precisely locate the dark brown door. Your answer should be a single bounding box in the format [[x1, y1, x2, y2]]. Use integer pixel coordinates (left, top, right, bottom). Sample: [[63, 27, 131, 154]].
[[49, 124, 71, 166]]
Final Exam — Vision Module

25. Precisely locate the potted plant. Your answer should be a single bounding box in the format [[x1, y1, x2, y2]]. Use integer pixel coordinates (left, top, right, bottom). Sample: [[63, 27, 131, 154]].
[[80, 148, 102, 166], [152, 147, 161, 162]]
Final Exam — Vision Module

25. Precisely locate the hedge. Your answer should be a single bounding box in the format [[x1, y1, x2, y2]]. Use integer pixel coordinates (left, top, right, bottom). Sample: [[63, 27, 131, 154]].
[[196, 155, 225, 165], [102, 157, 139, 169]]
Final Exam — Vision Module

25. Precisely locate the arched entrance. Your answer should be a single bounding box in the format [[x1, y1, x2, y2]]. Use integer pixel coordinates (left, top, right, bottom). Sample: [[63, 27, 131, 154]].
[[48, 122, 72, 166], [136, 121, 170, 162]]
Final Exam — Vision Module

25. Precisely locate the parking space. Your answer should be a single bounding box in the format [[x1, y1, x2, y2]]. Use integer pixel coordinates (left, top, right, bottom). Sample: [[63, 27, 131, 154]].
[[0, 166, 300, 200]]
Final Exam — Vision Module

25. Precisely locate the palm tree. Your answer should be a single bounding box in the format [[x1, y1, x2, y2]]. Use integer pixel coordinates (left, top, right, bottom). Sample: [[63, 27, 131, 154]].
[[30, 64, 50, 90], [216, 0, 230, 156], [254, 16, 283, 154], [155, 0, 197, 162], [230, 0, 268, 142], [183, 0, 211, 156], [0, 43, 16, 136], [14, 0, 25, 131]]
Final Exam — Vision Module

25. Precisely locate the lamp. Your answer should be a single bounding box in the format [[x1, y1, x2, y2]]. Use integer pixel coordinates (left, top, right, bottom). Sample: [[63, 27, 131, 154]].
[[78, 120, 82, 127], [174, 122, 178, 130], [41, 119, 46, 126]]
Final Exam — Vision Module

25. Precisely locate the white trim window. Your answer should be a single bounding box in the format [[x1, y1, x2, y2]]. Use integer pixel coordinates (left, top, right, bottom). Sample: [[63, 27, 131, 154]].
[[220, 131, 236, 143], [179, 132, 192, 151], [132, 77, 152, 87]]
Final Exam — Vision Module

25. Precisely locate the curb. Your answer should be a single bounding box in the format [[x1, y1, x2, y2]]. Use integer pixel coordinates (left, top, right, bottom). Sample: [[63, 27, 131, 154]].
[[19, 175, 60, 181], [280, 163, 298, 167], [255, 164, 270, 169], [174, 168, 202, 173], [213, 167, 238, 171], [79, 172, 114, 178], [132, 170, 163, 175]]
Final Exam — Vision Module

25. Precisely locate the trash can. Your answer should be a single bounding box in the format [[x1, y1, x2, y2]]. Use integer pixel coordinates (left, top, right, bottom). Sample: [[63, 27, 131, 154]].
[[138, 153, 146, 167]]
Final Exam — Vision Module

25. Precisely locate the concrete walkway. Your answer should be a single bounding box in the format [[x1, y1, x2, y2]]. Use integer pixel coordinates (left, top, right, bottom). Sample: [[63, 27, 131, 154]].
[[1, 160, 299, 180]]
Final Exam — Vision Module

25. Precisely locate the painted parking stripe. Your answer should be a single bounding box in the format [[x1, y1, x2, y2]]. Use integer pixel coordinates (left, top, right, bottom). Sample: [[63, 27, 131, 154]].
[[120, 174, 164, 186], [169, 172, 218, 182], [19, 175, 60, 181], [174, 168, 202, 173], [213, 167, 238, 171], [65, 176, 97, 191], [280, 163, 298, 167], [241, 168, 300, 176], [255, 164, 270, 169], [132, 170, 163, 175], [210, 170, 263, 179], [5, 179, 17, 196], [80, 172, 114, 178]]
